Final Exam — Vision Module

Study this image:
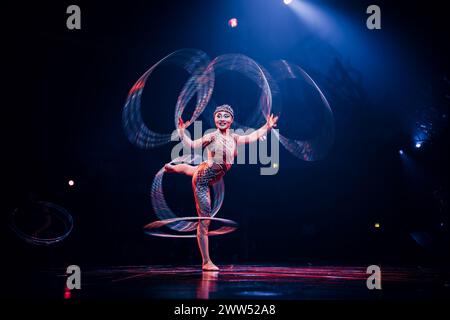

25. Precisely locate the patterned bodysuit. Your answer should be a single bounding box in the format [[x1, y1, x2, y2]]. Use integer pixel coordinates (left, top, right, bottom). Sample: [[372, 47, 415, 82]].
[[192, 131, 238, 218]]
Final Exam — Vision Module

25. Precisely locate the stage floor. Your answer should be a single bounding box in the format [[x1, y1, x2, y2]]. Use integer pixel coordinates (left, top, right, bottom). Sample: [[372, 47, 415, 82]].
[[12, 264, 449, 300]]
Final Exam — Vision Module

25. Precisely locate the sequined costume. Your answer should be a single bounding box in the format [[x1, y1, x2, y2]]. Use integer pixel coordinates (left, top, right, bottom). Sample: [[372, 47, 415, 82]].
[[192, 131, 238, 218], [192, 162, 226, 218]]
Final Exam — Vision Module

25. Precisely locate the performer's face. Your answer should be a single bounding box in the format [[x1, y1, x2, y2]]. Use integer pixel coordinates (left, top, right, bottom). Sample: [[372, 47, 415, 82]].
[[214, 111, 233, 130]]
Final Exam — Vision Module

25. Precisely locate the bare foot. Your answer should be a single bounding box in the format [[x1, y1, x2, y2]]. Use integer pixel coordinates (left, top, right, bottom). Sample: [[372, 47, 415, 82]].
[[202, 261, 219, 271], [164, 163, 175, 172]]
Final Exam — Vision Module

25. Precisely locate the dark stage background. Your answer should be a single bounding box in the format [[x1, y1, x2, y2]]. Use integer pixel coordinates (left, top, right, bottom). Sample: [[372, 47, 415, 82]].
[[4, 0, 450, 273]]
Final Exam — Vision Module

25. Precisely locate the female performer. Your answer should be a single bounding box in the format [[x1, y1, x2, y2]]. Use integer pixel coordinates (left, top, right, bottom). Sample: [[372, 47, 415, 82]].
[[164, 104, 278, 271]]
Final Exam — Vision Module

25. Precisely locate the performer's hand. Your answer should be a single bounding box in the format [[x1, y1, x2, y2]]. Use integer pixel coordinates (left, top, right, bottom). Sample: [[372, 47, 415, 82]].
[[177, 117, 190, 139], [178, 117, 191, 130], [266, 113, 279, 129]]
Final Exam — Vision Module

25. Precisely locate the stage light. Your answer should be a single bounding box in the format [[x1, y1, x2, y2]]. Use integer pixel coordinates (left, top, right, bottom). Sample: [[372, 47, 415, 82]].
[[284, 0, 293, 5], [398, 149, 404, 155], [68, 180, 74, 186], [64, 287, 71, 299], [374, 223, 380, 229], [228, 18, 238, 28], [415, 142, 422, 148]]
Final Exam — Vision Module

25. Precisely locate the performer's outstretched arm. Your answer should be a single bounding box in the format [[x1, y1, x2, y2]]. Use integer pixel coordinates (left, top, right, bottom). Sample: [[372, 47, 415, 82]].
[[235, 114, 279, 145], [177, 117, 213, 149]]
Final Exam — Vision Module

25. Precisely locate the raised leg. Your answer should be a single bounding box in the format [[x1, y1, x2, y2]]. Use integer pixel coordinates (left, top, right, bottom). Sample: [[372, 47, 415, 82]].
[[164, 163, 197, 176]]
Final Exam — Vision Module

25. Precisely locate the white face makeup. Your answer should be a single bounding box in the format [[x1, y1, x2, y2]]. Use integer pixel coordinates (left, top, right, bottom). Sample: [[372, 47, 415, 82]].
[[214, 111, 233, 130]]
